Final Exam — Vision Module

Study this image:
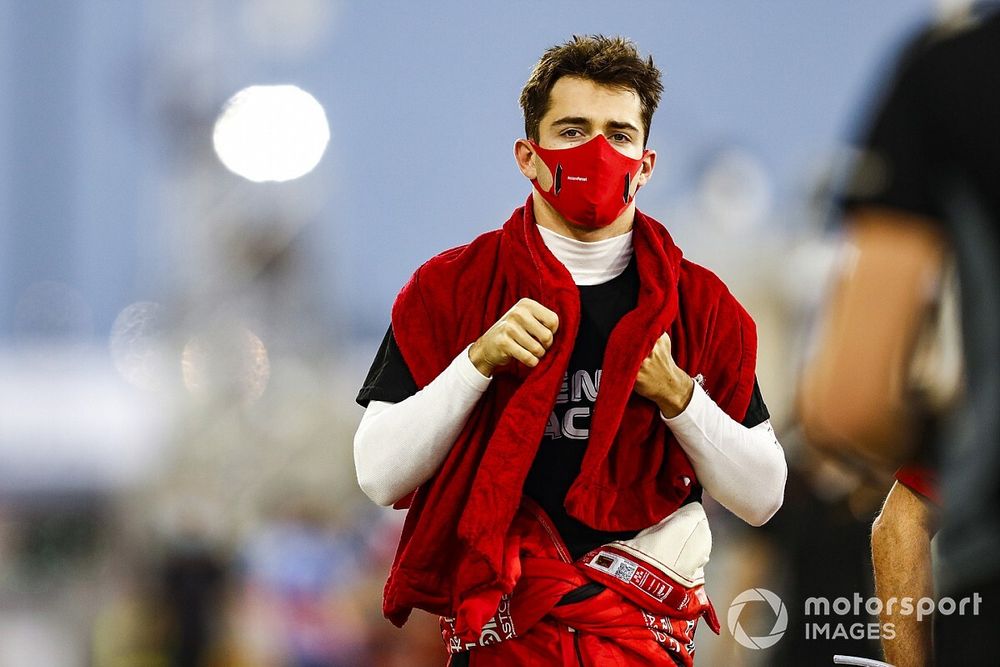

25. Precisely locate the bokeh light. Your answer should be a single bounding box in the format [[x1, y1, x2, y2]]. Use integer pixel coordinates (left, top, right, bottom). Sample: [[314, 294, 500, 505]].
[[181, 324, 271, 403], [109, 301, 171, 392], [212, 85, 330, 183]]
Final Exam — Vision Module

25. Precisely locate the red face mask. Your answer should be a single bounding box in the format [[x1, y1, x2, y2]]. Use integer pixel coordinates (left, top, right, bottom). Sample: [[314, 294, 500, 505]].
[[530, 135, 649, 229]]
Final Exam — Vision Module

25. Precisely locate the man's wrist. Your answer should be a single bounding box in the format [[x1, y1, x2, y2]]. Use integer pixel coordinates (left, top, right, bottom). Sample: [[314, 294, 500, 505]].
[[458, 343, 493, 390], [660, 380, 706, 425], [656, 375, 695, 419], [467, 340, 495, 378]]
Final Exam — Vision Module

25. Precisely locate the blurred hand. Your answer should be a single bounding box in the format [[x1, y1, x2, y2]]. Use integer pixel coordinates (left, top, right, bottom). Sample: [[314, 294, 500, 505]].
[[634, 332, 694, 418], [468, 298, 559, 377]]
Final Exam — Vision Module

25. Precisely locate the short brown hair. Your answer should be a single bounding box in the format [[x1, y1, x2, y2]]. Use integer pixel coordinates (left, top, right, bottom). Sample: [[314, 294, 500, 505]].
[[519, 35, 663, 147]]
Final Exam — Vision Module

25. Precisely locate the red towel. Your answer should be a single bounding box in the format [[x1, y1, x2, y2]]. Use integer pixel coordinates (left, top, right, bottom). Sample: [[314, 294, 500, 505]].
[[385, 195, 757, 634]]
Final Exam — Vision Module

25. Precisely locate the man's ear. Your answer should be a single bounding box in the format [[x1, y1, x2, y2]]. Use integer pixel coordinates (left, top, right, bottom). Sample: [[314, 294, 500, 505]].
[[514, 139, 538, 180], [635, 149, 656, 189]]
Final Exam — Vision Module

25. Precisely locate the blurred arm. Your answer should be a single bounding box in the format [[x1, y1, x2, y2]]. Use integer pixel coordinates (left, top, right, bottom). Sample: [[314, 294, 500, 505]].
[[662, 383, 787, 527], [871, 481, 938, 667], [353, 344, 491, 506], [799, 209, 948, 470]]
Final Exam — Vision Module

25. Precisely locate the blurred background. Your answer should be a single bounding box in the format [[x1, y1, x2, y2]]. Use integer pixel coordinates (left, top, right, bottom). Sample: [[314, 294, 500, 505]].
[[0, 0, 961, 665]]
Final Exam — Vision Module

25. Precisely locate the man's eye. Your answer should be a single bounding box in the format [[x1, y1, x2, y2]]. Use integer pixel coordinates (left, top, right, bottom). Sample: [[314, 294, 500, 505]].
[[611, 133, 631, 142], [561, 129, 582, 138]]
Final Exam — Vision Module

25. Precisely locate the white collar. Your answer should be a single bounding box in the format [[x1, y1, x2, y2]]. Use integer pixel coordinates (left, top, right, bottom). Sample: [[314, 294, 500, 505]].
[[536, 224, 633, 286]]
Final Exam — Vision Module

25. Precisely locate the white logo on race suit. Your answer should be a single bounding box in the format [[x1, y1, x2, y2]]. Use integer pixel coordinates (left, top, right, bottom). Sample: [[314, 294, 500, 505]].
[[442, 594, 516, 653]]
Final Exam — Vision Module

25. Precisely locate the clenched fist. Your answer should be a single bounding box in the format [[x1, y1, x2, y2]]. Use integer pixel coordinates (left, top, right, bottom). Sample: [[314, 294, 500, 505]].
[[634, 332, 695, 418], [468, 298, 560, 377]]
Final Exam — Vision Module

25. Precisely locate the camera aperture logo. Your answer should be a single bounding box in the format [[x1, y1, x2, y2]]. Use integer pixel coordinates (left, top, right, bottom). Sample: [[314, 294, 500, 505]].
[[729, 589, 983, 649], [727, 588, 788, 650]]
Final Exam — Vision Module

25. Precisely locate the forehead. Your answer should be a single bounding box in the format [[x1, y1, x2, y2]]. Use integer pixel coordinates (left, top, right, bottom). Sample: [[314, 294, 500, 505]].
[[541, 76, 642, 126]]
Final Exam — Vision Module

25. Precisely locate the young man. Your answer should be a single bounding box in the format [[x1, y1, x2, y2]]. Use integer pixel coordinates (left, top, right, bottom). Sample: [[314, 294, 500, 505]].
[[354, 35, 786, 665]]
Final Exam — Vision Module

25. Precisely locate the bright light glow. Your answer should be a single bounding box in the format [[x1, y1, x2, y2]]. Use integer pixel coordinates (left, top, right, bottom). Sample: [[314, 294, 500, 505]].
[[213, 84, 330, 183], [181, 324, 271, 403], [109, 301, 170, 391]]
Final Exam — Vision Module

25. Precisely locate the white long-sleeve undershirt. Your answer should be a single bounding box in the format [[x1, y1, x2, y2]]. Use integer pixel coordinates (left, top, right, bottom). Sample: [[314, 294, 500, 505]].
[[661, 382, 786, 526], [354, 343, 489, 507], [353, 225, 786, 525]]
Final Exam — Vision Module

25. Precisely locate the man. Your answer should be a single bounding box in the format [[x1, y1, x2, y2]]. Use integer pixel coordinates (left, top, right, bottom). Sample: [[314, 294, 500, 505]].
[[799, 7, 1000, 665], [354, 35, 786, 665]]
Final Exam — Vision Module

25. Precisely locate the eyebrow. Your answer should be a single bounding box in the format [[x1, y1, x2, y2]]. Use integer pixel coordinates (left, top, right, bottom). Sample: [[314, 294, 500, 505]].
[[550, 116, 640, 134], [551, 116, 591, 127], [607, 120, 641, 134]]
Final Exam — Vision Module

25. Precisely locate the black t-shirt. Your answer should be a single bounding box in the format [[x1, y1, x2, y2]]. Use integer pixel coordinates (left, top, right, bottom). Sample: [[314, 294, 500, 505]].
[[356, 252, 770, 559], [839, 9, 1000, 596]]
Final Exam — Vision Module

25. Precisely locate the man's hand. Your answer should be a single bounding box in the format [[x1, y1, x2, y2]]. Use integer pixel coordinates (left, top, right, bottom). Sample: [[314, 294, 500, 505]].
[[635, 332, 694, 418], [468, 298, 559, 377]]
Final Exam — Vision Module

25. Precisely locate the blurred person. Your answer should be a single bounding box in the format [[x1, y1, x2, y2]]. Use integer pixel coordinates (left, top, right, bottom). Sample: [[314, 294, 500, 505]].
[[353, 35, 786, 665], [160, 540, 228, 667], [91, 541, 228, 667], [91, 557, 173, 667], [226, 501, 371, 667], [871, 468, 938, 667], [799, 5, 1000, 665]]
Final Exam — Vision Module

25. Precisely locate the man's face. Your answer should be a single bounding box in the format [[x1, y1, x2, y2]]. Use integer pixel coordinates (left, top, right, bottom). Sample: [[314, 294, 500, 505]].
[[515, 75, 656, 216]]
